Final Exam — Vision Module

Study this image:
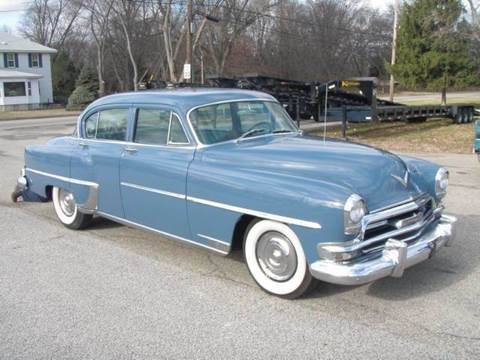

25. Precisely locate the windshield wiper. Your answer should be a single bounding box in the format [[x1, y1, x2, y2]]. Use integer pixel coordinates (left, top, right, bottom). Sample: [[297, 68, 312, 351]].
[[237, 128, 268, 141], [272, 129, 294, 134]]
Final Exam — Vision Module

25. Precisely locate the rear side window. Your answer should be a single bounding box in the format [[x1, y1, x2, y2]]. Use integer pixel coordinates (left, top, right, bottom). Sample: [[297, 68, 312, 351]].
[[134, 109, 170, 145], [95, 109, 129, 141]]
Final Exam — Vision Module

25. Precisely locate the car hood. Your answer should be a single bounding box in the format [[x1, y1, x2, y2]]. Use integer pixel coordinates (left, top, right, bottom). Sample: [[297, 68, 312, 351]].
[[200, 134, 426, 211]]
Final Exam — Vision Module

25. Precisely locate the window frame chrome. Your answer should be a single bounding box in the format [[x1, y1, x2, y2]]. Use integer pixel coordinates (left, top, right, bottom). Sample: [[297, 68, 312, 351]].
[[78, 104, 193, 149]]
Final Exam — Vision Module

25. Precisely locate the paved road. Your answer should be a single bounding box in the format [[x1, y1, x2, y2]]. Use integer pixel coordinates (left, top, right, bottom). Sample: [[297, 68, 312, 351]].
[[379, 91, 480, 103], [1, 117, 480, 359]]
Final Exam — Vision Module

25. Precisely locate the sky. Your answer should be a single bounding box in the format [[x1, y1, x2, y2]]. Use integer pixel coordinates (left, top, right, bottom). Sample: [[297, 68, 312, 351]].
[[0, 0, 395, 34], [0, 0, 28, 33]]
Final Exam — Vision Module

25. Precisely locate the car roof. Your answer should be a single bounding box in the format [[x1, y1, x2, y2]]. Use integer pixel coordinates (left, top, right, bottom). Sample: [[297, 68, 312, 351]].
[[85, 88, 277, 115]]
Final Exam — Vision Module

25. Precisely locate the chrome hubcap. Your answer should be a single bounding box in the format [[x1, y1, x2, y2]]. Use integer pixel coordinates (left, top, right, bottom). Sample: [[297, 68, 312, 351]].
[[59, 189, 76, 216], [256, 231, 297, 282]]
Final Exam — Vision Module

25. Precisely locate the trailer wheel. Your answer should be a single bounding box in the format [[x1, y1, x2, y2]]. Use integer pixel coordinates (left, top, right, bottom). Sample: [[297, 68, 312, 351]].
[[455, 111, 462, 124], [467, 109, 474, 123], [462, 109, 468, 124]]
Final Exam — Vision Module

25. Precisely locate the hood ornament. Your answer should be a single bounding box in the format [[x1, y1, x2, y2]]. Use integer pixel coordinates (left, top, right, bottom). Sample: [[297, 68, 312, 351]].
[[391, 170, 409, 188]]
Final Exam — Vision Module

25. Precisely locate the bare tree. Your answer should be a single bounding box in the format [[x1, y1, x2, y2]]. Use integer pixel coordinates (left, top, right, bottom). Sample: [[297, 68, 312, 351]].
[[19, 0, 84, 48], [467, 0, 479, 39], [86, 0, 114, 96]]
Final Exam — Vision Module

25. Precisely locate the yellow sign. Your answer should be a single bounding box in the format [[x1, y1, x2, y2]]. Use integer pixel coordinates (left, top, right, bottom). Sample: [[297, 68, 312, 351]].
[[341, 80, 360, 88]]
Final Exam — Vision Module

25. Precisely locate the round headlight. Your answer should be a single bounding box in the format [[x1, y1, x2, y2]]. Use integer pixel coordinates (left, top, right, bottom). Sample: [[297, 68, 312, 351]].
[[344, 194, 366, 236], [435, 168, 449, 198]]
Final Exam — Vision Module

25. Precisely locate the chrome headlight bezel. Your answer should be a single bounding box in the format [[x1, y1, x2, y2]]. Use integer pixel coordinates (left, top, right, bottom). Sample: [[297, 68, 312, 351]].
[[435, 168, 449, 199], [344, 194, 366, 236]]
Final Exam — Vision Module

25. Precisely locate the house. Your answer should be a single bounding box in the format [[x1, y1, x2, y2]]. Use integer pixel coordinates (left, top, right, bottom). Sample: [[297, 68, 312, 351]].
[[0, 32, 57, 110]]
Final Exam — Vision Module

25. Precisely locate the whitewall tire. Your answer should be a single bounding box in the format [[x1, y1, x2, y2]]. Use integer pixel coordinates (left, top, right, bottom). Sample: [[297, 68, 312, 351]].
[[52, 187, 92, 230], [243, 219, 317, 299]]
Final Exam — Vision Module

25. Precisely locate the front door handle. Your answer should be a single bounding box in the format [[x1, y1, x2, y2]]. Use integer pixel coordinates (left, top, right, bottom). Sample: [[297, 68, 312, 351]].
[[123, 146, 138, 154], [78, 141, 88, 148]]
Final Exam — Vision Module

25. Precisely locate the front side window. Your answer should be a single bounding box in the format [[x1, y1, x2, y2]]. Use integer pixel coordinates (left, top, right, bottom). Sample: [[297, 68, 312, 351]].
[[84, 113, 98, 139], [135, 109, 170, 145], [190, 101, 297, 145], [95, 108, 129, 141], [134, 109, 189, 145], [4, 82, 26, 97], [6, 53, 15, 67]]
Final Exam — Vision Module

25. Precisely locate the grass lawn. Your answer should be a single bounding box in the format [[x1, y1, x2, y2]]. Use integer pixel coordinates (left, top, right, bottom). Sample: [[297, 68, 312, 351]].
[[0, 108, 80, 121], [311, 118, 476, 154]]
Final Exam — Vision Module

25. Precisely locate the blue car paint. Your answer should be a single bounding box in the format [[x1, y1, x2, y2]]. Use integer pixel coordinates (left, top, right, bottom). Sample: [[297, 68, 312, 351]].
[[120, 145, 194, 239], [22, 88, 443, 265]]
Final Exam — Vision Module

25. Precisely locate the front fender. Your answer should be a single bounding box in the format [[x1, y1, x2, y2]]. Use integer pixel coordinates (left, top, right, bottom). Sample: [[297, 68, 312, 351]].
[[187, 158, 352, 264], [399, 155, 441, 201]]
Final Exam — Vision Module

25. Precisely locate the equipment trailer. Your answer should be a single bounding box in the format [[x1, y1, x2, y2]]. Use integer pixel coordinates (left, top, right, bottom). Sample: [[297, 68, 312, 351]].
[[206, 75, 477, 125]]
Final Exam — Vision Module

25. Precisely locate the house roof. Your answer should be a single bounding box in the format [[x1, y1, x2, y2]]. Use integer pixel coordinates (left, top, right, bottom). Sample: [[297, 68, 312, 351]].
[[0, 32, 57, 54], [86, 88, 277, 115], [0, 69, 43, 79]]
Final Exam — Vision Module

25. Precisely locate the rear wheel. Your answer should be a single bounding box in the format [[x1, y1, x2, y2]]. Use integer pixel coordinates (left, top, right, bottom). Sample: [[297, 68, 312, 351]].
[[243, 219, 317, 299], [52, 186, 92, 229]]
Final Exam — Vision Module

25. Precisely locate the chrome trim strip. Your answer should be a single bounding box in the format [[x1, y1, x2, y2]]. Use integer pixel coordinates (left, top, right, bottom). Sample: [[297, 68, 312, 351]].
[[27, 169, 320, 230], [121, 182, 185, 200], [25, 168, 98, 187], [197, 233, 230, 246], [76, 137, 195, 150], [97, 211, 229, 255], [187, 195, 322, 229]]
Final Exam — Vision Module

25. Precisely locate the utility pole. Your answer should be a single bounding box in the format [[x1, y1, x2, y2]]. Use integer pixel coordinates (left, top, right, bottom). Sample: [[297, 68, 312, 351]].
[[185, 0, 193, 83], [389, 0, 400, 102]]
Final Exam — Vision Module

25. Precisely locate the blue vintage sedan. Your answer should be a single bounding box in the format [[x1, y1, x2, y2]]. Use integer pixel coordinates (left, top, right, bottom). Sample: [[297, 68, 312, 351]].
[[14, 88, 456, 298]]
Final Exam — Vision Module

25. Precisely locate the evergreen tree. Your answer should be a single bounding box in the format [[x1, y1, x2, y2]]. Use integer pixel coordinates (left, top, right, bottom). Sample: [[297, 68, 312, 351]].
[[394, 0, 478, 103], [52, 50, 77, 104], [67, 64, 99, 110]]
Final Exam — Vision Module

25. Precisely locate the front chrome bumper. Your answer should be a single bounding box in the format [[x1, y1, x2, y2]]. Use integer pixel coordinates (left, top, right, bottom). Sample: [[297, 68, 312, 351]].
[[309, 214, 457, 286], [11, 168, 28, 203]]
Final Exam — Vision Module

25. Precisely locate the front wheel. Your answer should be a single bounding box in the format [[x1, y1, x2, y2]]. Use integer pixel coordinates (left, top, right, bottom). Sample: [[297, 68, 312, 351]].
[[52, 187, 92, 230], [243, 219, 317, 299]]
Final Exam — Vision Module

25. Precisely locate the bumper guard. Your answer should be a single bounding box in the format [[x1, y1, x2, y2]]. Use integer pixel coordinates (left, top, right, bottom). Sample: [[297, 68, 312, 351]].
[[310, 214, 457, 285]]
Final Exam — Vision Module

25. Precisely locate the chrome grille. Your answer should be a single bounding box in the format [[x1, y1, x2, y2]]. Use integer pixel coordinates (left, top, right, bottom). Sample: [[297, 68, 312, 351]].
[[359, 194, 438, 255]]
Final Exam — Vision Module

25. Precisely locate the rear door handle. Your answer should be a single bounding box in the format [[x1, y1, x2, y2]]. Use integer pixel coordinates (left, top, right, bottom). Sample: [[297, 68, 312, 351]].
[[78, 141, 89, 148], [123, 146, 138, 154]]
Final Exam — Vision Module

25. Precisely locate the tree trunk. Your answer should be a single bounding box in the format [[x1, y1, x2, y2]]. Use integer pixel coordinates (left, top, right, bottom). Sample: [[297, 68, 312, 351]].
[[119, 17, 138, 91], [162, 3, 176, 83], [441, 71, 448, 106]]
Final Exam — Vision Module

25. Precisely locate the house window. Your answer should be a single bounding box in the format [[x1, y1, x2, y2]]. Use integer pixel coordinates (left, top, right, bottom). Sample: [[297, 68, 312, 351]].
[[4, 82, 26, 97], [6, 53, 15, 68], [31, 54, 39, 67], [27, 81, 32, 96]]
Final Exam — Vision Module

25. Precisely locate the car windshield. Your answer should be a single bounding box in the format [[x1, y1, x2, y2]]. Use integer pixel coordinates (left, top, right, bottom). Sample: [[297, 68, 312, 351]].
[[189, 101, 298, 145]]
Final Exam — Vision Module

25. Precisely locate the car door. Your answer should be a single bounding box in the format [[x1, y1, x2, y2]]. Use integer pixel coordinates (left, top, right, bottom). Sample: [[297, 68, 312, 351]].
[[70, 107, 130, 217], [119, 107, 194, 239]]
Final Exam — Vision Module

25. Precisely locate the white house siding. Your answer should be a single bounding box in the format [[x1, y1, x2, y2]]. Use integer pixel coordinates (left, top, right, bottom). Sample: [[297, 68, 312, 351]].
[[0, 53, 54, 104], [0, 78, 40, 106]]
